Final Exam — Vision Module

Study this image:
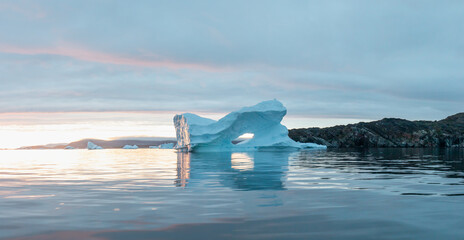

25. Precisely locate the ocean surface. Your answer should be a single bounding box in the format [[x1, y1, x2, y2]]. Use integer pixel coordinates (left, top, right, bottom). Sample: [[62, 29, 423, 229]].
[[1, 148, 464, 240]]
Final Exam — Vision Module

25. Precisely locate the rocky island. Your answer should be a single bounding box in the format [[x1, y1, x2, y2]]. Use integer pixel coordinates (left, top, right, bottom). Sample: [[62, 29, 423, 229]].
[[289, 113, 464, 148]]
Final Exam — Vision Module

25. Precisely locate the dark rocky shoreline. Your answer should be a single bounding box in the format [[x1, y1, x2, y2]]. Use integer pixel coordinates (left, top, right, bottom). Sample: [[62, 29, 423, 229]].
[[289, 113, 464, 148]]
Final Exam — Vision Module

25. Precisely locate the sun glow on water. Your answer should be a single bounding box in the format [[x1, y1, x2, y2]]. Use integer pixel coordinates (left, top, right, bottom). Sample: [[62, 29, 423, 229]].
[[0, 123, 175, 149], [0, 112, 177, 149], [0, 149, 178, 187], [231, 153, 254, 171]]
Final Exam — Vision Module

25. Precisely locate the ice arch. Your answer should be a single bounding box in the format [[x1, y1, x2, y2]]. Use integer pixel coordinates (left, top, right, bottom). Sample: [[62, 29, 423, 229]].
[[173, 99, 326, 152]]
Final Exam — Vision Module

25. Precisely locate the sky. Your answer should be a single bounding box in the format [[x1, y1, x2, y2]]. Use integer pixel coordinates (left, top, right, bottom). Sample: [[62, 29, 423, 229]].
[[0, 0, 463, 148]]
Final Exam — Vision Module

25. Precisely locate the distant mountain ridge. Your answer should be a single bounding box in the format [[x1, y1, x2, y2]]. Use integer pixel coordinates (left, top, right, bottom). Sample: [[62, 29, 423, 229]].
[[289, 113, 464, 148], [19, 138, 177, 150]]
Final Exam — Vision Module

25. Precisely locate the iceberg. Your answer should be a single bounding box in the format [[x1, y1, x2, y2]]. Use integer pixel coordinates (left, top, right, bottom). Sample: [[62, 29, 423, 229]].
[[64, 146, 75, 149], [173, 99, 327, 152], [87, 141, 103, 150], [159, 143, 174, 149], [122, 145, 138, 149]]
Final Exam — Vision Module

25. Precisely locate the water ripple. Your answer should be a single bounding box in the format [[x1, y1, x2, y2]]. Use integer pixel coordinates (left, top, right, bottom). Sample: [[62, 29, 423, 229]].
[[0, 148, 464, 239]]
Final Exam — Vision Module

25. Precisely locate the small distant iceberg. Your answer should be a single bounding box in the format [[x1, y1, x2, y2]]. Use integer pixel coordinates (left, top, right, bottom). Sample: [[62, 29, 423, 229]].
[[173, 99, 327, 152], [64, 146, 75, 149], [159, 143, 174, 149], [122, 145, 138, 149], [148, 143, 175, 149], [148, 143, 174, 149], [87, 141, 103, 150]]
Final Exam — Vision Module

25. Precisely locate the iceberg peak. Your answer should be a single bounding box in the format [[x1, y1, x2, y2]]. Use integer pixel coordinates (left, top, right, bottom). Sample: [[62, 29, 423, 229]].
[[122, 145, 138, 149], [87, 141, 103, 150], [173, 100, 326, 152]]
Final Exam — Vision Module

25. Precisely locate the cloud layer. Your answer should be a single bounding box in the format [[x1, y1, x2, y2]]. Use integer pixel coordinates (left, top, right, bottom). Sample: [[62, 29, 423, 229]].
[[0, 0, 463, 120]]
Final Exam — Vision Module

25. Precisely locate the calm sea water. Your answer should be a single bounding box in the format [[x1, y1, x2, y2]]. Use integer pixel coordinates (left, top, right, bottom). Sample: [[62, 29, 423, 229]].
[[1, 148, 464, 239]]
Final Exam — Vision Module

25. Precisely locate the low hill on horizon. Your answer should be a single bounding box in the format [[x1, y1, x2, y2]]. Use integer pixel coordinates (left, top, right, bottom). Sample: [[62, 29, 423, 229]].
[[289, 113, 464, 148], [18, 138, 177, 150]]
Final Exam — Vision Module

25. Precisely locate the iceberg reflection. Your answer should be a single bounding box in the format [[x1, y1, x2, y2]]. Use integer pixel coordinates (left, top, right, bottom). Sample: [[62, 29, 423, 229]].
[[175, 152, 191, 188], [176, 151, 292, 190]]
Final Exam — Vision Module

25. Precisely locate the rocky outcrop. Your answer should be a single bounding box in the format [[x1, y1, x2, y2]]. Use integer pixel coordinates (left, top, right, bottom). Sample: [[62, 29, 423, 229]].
[[289, 113, 464, 148]]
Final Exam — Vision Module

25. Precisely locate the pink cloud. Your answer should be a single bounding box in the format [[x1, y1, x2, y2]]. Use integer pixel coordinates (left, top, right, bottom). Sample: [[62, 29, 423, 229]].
[[0, 44, 224, 72]]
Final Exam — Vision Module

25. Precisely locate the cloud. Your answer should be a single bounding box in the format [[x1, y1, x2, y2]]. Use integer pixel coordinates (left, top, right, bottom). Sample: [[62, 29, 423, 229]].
[[0, 44, 223, 72], [0, 0, 463, 121]]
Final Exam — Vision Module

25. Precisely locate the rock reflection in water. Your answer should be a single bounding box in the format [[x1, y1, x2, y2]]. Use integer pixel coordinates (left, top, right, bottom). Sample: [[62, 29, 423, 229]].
[[293, 148, 464, 176]]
